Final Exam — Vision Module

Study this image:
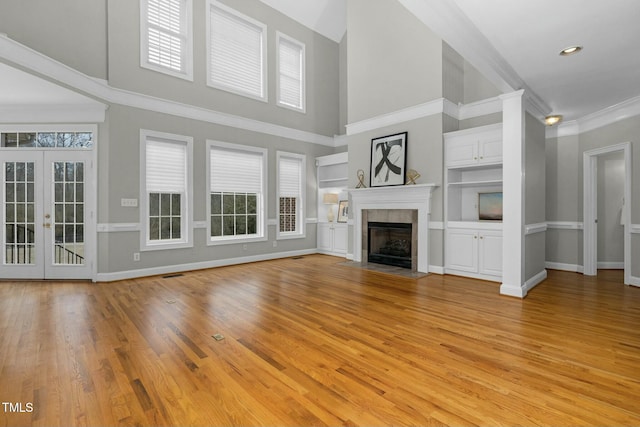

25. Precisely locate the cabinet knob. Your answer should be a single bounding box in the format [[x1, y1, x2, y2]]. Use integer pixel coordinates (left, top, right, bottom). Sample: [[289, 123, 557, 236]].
[[474, 235, 477, 239]]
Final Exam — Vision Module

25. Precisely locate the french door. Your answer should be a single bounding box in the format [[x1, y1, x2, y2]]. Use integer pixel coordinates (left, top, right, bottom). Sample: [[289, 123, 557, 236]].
[[1, 151, 94, 279]]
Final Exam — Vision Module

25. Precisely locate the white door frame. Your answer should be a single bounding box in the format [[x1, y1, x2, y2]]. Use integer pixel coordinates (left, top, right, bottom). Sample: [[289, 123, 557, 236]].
[[583, 142, 631, 284], [0, 124, 97, 280]]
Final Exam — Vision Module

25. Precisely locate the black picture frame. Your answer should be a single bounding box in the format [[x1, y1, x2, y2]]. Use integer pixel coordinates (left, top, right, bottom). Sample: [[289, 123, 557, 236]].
[[370, 132, 407, 187]]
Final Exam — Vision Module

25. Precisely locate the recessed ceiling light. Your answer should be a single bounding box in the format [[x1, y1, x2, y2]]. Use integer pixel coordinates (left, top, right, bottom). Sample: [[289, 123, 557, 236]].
[[559, 46, 582, 56], [544, 115, 563, 126]]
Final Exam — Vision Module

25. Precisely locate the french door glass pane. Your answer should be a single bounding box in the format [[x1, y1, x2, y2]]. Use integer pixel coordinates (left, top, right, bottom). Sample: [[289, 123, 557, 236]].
[[4, 162, 36, 265], [52, 161, 84, 265]]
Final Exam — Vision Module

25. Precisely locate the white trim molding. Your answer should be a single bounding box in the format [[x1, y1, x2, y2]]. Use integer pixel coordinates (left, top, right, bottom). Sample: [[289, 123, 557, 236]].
[[548, 95, 640, 138], [95, 248, 317, 282], [346, 98, 447, 136], [0, 34, 334, 147], [525, 222, 548, 235], [631, 224, 640, 234], [547, 221, 583, 230], [545, 262, 583, 273], [523, 269, 548, 294]]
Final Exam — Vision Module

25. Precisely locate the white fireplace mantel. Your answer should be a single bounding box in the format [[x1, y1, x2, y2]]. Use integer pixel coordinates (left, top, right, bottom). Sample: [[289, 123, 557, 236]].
[[349, 184, 437, 273]]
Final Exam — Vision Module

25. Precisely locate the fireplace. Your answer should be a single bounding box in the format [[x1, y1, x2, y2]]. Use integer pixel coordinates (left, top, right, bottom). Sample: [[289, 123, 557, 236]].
[[349, 184, 436, 274], [368, 222, 412, 269]]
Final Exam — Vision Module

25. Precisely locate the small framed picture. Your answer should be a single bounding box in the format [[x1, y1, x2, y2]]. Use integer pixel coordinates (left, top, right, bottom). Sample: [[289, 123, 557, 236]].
[[478, 192, 503, 221], [370, 132, 407, 187], [337, 200, 349, 223]]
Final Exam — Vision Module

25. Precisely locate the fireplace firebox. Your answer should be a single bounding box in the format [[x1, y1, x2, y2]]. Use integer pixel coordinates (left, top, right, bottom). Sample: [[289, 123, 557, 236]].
[[367, 222, 412, 269]]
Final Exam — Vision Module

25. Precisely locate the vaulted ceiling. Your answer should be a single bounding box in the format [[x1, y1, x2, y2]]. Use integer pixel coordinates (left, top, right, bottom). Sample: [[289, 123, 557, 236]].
[[263, 0, 640, 124]]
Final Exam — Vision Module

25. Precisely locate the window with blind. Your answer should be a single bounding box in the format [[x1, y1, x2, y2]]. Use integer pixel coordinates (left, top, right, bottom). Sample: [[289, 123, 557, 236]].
[[277, 32, 305, 112], [207, 140, 267, 244], [140, 0, 193, 80], [207, 1, 267, 101], [277, 152, 305, 238], [140, 130, 193, 250]]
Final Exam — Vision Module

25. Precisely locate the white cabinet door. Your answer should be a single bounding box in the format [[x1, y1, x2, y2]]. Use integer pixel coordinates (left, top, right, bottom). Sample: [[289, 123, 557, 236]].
[[333, 224, 347, 254], [445, 138, 478, 168], [478, 135, 502, 165], [446, 229, 478, 273], [478, 230, 502, 277], [317, 223, 333, 252]]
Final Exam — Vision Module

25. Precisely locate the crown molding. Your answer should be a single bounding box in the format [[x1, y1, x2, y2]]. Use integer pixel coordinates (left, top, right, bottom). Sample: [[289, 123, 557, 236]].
[[0, 34, 336, 147], [346, 98, 447, 136], [398, 0, 551, 119], [547, 95, 640, 138]]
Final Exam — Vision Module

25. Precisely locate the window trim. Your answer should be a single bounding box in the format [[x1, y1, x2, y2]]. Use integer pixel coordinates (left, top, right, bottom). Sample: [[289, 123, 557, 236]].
[[206, 0, 268, 102], [140, 0, 194, 81], [276, 32, 306, 113], [206, 140, 268, 246], [276, 151, 306, 240], [140, 129, 193, 251]]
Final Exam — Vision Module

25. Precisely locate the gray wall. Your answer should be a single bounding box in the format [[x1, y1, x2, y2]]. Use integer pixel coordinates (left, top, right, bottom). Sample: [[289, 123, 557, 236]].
[[546, 115, 640, 277], [107, 0, 340, 137], [99, 104, 334, 274], [524, 113, 546, 280], [0, 0, 108, 79], [346, 0, 443, 123]]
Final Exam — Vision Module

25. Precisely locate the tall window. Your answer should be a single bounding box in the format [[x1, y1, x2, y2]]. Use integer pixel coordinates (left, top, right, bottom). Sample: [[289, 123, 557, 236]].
[[277, 152, 305, 238], [207, 141, 267, 244], [207, 0, 267, 101], [277, 32, 305, 112], [140, 130, 193, 250], [140, 0, 193, 80]]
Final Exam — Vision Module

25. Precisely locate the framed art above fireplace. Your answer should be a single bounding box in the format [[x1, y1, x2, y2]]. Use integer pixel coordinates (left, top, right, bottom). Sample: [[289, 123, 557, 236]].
[[370, 132, 407, 187]]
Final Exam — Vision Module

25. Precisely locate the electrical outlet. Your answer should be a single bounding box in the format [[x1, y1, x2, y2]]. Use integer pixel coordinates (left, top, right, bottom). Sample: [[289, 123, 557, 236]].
[[242, 244, 247, 251], [133, 252, 140, 261], [272, 241, 277, 248]]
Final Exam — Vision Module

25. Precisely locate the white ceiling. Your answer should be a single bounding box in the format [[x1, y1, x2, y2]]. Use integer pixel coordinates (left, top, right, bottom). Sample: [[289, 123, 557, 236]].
[[0, 62, 97, 106]]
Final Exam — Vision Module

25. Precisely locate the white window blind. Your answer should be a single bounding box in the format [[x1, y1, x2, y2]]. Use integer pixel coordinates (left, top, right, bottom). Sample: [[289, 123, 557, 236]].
[[278, 35, 304, 110], [210, 146, 263, 193], [279, 156, 302, 197], [145, 0, 187, 73], [209, 3, 266, 99], [146, 139, 187, 193]]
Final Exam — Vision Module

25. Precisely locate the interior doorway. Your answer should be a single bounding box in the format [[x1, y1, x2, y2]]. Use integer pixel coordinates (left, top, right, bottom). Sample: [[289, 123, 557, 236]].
[[583, 142, 632, 285]]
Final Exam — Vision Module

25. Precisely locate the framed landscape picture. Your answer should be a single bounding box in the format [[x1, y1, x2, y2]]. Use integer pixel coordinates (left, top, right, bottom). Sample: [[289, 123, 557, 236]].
[[370, 132, 407, 187], [478, 192, 503, 221], [337, 200, 348, 223]]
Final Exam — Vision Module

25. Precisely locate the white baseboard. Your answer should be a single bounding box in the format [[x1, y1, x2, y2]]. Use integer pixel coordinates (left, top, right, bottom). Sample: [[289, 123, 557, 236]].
[[95, 249, 318, 282], [630, 276, 640, 287], [597, 262, 624, 269], [524, 269, 547, 294], [545, 262, 584, 273]]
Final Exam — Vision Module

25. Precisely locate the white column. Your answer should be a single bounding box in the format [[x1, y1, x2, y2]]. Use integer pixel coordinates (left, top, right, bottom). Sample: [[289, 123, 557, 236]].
[[499, 90, 526, 297]]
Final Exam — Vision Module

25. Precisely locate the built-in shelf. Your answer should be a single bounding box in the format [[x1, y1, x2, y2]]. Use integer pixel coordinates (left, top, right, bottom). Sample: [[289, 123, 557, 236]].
[[444, 123, 503, 282]]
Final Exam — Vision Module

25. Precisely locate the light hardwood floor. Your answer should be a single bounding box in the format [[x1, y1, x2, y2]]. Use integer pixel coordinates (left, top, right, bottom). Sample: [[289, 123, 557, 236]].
[[1, 255, 639, 426]]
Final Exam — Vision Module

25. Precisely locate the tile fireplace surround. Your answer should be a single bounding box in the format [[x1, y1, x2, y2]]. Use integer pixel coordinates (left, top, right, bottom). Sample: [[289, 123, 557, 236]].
[[349, 184, 437, 274]]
